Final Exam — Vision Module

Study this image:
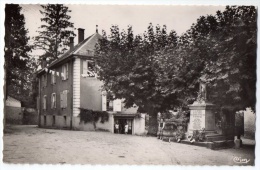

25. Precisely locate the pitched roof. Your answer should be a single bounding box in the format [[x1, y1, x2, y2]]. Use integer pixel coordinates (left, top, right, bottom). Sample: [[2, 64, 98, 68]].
[[6, 96, 21, 102], [37, 32, 102, 75]]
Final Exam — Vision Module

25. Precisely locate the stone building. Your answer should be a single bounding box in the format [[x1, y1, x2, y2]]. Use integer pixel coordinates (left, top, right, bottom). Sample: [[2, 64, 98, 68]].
[[36, 28, 146, 135], [5, 96, 23, 124]]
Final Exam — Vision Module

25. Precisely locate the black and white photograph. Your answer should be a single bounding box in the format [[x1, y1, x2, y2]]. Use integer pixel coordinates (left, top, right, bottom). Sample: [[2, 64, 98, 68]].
[[1, 0, 259, 168]]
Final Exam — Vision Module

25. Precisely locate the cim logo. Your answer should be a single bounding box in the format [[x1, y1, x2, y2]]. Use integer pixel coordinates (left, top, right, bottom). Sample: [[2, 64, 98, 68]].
[[233, 156, 250, 164]]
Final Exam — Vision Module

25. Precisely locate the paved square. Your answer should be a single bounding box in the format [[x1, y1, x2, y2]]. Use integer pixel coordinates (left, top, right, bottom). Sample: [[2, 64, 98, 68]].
[[3, 125, 255, 165]]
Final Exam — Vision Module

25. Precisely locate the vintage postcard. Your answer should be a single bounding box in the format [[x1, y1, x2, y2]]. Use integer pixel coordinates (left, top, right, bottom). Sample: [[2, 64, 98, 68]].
[[1, 0, 259, 170]]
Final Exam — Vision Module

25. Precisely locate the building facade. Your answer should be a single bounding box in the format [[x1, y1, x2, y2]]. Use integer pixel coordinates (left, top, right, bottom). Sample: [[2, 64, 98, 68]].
[[36, 28, 146, 135], [5, 96, 23, 124], [6, 96, 21, 107]]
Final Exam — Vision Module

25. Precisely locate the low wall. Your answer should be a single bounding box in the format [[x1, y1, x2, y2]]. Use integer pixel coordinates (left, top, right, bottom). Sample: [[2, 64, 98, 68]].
[[73, 113, 146, 135], [5, 106, 23, 124], [244, 108, 255, 139], [73, 113, 114, 132], [23, 108, 38, 125], [134, 114, 147, 135], [39, 112, 146, 135]]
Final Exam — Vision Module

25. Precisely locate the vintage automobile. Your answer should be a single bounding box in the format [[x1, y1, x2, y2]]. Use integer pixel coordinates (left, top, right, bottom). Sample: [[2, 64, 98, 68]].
[[157, 118, 187, 141]]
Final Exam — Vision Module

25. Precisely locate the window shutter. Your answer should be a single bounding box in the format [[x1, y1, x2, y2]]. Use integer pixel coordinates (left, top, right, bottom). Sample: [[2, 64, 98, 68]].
[[43, 75, 45, 87], [60, 92, 64, 108], [66, 63, 69, 80], [51, 93, 56, 109], [113, 99, 122, 112], [43, 95, 47, 110], [45, 74, 47, 86], [51, 72, 53, 84], [64, 91, 67, 108], [42, 76, 44, 87], [37, 97, 39, 110], [61, 65, 65, 80], [43, 96, 45, 109], [83, 60, 88, 74], [65, 90, 68, 108], [54, 93, 56, 108], [54, 73, 56, 84], [51, 94, 53, 108], [52, 70, 56, 84], [101, 91, 107, 111], [45, 96, 47, 110]]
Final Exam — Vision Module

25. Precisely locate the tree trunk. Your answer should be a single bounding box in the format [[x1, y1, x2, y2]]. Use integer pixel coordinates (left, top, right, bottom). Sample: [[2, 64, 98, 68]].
[[147, 106, 158, 136]]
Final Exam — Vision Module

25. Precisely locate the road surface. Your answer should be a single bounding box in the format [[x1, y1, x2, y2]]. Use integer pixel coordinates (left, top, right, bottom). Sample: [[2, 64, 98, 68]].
[[3, 125, 255, 165]]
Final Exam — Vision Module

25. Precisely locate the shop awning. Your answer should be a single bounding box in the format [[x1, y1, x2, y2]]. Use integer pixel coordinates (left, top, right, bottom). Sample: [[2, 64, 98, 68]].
[[113, 113, 138, 118]]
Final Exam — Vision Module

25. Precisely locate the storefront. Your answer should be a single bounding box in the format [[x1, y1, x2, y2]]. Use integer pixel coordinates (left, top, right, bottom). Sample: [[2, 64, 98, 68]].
[[113, 113, 137, 135]]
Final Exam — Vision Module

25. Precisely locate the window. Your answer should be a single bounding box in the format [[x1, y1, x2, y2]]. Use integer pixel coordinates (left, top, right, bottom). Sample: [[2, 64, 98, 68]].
[[107, 100, 113, 111], [62, 63, 69, 80], [60, 92, 64, 108], [64, 116, 67, 126], [42, 76, 44, 87], [44, 116, 46, 126], [83, 60, 96, 77], [102, 91, 113, 111], [51, 69, 56, 84], [52, 116, 55, 126], [60, 90, 68, 109], [42, 74, 47, 88], [101, 91, 121, 112], [51, 93, 56, 109], [101, 91, 107, 111], [43, 95, 47, 110]]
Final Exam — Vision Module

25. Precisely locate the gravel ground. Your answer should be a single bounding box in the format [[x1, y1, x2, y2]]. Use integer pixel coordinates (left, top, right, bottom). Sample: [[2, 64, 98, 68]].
[[3, 125, 255, 165]]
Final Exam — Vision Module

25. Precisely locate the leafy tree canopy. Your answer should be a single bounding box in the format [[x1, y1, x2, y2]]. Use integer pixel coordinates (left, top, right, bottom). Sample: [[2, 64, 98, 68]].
[[157, 6, 256, 112], [96, 24, 179, 135], [95, 6, 256, 134]]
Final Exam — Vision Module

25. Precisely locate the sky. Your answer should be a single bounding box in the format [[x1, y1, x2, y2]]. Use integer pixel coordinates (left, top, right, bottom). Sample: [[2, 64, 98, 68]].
[[20, 4, 226, 56]]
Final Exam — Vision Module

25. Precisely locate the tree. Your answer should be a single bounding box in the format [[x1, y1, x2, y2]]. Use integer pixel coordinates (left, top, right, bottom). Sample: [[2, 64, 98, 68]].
[[95, 6, 256, 135], [5, 4, 32, 101], [96, 24, 179, 135], [156, 15, 220, 106], [205, 6, 257, 111], [158, 6, 257, 112], [34, 4, 75, 62]]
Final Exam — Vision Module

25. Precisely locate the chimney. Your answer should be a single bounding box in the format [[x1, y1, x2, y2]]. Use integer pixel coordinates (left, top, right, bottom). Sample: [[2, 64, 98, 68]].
[[69, 37, 74, 50], [41, 56, 47, 68], [78, 28, 85, 43]]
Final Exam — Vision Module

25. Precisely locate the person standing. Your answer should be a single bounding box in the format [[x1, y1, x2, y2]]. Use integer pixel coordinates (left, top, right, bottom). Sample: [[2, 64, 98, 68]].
[[124, 122, 129, 134], [115, 122, 119, 134], [158, 118, 165, 140]]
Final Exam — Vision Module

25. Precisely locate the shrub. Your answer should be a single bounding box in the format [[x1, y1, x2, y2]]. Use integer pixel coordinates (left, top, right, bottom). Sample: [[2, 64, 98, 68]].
[[79, 108, 109, 124]]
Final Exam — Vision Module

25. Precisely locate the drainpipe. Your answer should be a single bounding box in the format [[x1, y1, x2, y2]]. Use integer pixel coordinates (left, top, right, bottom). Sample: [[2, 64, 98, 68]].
[[70, 58, 74, 130], [38, 76, 41, 127]]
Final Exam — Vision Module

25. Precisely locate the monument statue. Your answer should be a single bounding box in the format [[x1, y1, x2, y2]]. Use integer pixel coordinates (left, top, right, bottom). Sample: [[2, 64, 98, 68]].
[[199, 81, 207, 102], [188, 77, 218, 141]]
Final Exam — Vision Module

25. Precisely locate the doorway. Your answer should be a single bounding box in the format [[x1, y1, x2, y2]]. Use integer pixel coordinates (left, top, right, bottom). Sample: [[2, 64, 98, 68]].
[[114, 118, 133, 135]]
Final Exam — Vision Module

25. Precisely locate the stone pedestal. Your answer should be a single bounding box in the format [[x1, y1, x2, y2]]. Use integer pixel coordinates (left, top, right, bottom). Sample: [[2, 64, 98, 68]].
[[188, 101, 216, 135]]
